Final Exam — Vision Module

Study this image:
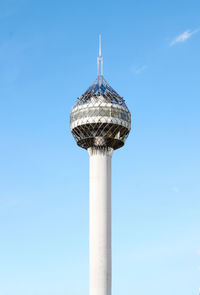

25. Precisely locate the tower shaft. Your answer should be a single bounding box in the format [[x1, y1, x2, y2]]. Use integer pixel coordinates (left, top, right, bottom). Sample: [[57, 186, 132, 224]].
[[88, 147, 112, 295]]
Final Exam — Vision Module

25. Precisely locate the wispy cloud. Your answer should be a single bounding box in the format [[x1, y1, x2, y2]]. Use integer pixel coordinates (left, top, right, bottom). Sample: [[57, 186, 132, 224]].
[[132, 65, 147, 75], [170, 29, 199, 46], [172, 186, 180, 193]]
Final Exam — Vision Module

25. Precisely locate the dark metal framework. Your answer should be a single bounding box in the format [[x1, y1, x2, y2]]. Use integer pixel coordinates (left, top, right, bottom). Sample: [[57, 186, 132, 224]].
[[74, 76, 128, 108], [70, 76, 131, 150]]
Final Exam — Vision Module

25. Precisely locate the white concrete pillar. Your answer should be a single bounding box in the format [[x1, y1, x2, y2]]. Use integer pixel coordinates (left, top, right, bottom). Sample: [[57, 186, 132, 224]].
[[88, 147, 113, 295]]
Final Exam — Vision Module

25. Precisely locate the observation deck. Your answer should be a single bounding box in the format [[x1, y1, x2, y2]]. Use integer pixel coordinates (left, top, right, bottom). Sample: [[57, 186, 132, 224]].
[[70, 75, 131, 150]]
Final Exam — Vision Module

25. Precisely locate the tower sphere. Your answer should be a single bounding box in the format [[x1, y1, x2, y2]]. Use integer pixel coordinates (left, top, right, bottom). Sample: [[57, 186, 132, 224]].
[[70, 42, 131, 150]]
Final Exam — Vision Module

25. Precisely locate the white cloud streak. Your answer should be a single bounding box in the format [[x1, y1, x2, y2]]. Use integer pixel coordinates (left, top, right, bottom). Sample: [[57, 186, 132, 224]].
[[170, 29, 199, 46], [172, 186, 180, 193], [134, 65, 147, 75]]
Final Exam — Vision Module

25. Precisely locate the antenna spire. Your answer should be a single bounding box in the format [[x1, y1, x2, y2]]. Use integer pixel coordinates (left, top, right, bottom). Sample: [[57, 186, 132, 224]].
[[97, 34, 103, 77], [99, 34, 101, 56]]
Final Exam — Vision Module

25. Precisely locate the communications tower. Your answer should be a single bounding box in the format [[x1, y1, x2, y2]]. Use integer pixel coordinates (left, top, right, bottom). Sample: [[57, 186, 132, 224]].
[[70, 35, 131, 295]]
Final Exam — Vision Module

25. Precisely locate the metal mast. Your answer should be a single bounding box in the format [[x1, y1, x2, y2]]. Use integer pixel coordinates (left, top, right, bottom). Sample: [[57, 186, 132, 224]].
[[97, 34, 103, 76], [97, 34, 103, 85]]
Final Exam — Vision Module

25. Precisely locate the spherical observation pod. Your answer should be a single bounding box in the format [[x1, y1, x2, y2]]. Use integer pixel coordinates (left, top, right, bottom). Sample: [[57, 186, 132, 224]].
[[70, 76, 131, 150]]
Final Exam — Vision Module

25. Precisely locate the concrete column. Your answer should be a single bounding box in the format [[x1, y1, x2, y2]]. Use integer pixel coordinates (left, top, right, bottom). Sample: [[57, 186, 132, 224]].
[[88, 147, 113, 295]]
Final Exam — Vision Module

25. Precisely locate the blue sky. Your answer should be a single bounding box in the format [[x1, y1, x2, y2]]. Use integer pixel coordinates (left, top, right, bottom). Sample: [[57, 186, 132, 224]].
[[0, 0, 200, 294]]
